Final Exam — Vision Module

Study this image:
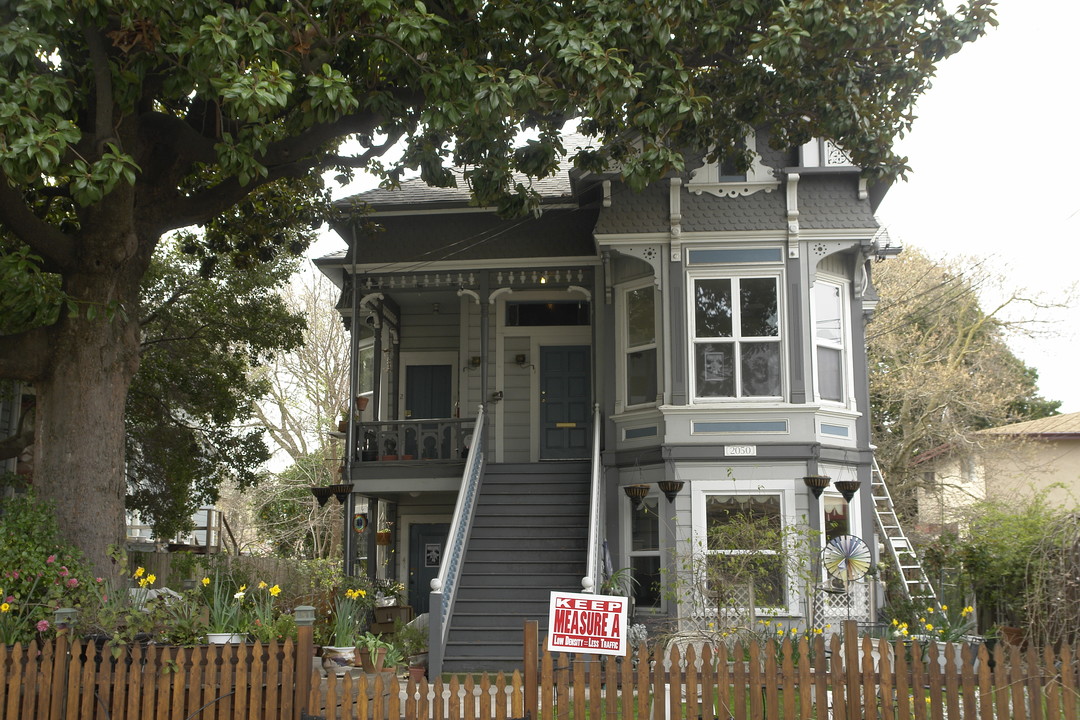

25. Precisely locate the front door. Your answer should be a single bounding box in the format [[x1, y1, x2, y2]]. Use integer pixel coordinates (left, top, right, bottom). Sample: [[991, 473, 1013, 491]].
[[405, 365, 452, 458], [408, 523, 449, 615], [540, 346, 591, 460]]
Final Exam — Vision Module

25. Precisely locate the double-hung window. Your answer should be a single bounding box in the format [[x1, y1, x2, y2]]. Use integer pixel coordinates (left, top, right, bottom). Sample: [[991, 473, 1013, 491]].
[[623, 285, 658, 407], [692, 275, 781, 399], [628, 495, 662, 610], [705, 494, 786, 607], [813, 280, 847, 403]]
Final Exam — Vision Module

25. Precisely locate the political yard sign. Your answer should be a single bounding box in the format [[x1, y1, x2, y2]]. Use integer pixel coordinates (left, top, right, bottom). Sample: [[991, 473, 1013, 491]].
[[546, 590, 628, 656]]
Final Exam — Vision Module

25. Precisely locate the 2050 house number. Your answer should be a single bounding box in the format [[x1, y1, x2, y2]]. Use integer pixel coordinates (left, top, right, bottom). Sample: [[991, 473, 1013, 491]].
[[724, 445, 757, 457]]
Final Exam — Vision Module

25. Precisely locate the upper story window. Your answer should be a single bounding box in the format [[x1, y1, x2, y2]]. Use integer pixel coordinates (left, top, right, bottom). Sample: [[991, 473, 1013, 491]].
[[799, 138, 856, 168], [812, 280, 848, 404], [687, 129, 779, 198], [622, 285, 658, 408], [691, 275, 782, 400]]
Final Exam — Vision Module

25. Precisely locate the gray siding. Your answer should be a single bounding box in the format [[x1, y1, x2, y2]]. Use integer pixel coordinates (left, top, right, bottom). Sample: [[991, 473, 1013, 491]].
[[501, 337, 532, 462], [798, 175, 877, 229], [594, 182, 669, 235], [399, 302, 460, 352], [680, 184, 787, 232]]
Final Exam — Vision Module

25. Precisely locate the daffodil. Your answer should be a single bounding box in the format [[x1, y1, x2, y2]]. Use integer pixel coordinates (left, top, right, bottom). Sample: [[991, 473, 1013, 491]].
[[134, 567, 145, 578], [269, 584, 281, 597], [202, 577, 210, 586], [0, 603, 9, 613], [146, 574, 156, 585]]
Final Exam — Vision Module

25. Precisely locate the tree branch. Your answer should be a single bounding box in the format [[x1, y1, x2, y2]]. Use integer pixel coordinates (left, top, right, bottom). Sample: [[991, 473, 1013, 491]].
[[0, 327, 53, 381], [82, 21, 116, 152], [0, 176, 78, 272]]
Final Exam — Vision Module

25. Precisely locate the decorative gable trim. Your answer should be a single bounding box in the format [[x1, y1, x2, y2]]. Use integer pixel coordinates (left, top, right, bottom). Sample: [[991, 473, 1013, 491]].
[[687, 130, 780, 198]]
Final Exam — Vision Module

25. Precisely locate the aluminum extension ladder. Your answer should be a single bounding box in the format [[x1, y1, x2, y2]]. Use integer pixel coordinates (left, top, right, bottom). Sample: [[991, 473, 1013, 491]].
[[870, 455, 938, 607]]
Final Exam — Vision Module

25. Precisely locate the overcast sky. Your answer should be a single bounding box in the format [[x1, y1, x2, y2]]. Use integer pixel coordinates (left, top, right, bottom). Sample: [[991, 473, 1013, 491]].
[[874, 0, 1080, 413], [310, 0, 1079, 414]]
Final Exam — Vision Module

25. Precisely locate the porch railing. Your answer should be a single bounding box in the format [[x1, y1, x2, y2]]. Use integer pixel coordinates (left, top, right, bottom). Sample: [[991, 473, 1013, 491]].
[[427, 404, 486, 677], [582, 403, 603, 593], [353, 418, 475, 463]]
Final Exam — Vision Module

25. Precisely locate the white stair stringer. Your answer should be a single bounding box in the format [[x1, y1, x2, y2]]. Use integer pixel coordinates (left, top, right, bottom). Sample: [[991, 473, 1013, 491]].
[[870, 455, 938, 607]]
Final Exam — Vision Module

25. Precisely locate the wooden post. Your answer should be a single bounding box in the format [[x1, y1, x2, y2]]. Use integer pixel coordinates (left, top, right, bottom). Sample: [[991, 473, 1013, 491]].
[[295, 605, 315, 719], [524, 620, 539, 720], [50, 608, 76, 720]]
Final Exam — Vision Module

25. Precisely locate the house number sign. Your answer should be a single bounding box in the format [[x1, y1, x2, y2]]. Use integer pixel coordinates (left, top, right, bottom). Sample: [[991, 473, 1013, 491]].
[[724, 445, 757, 457]]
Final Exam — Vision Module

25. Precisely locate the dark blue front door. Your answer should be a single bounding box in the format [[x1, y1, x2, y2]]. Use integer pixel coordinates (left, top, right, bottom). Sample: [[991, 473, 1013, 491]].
[[405, 365, 452, 458], [540, 346, 591, 460], [408, 523, 449, 614]]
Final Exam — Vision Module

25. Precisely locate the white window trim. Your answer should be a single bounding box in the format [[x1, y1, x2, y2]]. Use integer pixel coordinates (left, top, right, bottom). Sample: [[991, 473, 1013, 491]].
[[687, 267, 786, 403], [687, 129, 780, 198], [616, 280, 660, 413], [621, 490, 667, 614], [811, 275, 855, 409], [690, 479, 801, 616]]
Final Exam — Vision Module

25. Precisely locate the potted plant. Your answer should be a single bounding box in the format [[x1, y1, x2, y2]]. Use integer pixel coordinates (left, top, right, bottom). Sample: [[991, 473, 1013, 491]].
[[323, 587, 370, 673], [375, 524, 392, 546], [354, 631, 395, 673], [394, 620, 429, 681], [202, 574, 246, 644]]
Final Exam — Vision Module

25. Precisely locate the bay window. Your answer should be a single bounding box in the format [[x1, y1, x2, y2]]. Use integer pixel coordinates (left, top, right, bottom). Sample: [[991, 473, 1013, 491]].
[[692, 275, 781, 399], [628, 495, 662, 609]]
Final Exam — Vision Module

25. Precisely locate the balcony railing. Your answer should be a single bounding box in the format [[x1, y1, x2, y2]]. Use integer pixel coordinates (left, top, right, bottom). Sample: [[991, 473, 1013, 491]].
[[350, 418, 476, 463]]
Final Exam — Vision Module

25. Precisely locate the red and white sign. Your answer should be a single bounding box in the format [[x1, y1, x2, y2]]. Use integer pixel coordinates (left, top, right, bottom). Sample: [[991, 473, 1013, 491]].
[[546, 590, 627, 656]]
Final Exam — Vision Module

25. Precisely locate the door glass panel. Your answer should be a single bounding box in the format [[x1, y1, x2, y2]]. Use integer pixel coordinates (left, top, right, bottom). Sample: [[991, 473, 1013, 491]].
[[631, 497, 659, 551], [694, 279, 732, 337]]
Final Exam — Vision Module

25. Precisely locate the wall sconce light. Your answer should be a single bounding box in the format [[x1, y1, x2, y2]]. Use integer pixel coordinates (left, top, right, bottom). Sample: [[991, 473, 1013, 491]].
[[657, 480, 685, 503], [834, 479, 861, 503], [802, 474, 832, 499], [470, 356, 481, 367], [623, 484, 650, 509]]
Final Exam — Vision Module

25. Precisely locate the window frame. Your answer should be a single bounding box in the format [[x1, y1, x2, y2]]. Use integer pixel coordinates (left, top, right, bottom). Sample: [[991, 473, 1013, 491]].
[[687, 267, 785, 402], [621, 490, 666, 613], [691, 480, 800, 616], [811, 277, 852, 407], [617, 280, 660, 410]]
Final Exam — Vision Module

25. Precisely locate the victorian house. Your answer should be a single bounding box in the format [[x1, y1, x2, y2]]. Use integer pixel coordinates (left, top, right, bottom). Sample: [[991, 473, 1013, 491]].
[[317, 131, 898, 672]]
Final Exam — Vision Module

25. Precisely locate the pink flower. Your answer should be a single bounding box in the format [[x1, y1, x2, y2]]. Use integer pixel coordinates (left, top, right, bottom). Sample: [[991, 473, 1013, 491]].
[[36, 620, 49, 632], [46, 555, 55, 564], [4, 596, 12, 603], [95, 578, 103, 583], [66, 578, 78, 588], [59, 567, 69, 577], [10, 571, 17, 579]]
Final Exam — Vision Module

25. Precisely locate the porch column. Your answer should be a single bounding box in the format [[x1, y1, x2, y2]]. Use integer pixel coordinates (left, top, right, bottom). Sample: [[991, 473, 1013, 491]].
[[479, 273, 490, 408]]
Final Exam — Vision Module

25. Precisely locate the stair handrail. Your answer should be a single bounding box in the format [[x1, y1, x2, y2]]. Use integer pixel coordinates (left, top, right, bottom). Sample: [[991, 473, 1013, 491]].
[[428, 403, 486, 677], [582, 403, 603, 593]]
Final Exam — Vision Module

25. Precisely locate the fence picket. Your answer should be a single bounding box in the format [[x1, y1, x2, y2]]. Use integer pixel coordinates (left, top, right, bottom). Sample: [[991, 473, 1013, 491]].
[[1027, 645, 1043, 720], [1009, 644, 1027, 720], [879, 638, 894, 720], [828, 635, 846, 720], [732, 641, 746, 720], [1061, 644, 1076, 720], [540, 651, 554, 720], [959, 644, 976, 720]]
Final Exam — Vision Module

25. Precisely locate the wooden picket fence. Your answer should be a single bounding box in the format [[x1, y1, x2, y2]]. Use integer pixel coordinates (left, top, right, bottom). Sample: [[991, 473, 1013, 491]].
[[0, 632, 306, 720], [3, 620, 1078, 719]]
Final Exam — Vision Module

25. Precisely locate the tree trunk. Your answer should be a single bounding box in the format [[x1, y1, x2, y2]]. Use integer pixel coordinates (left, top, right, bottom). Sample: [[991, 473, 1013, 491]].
[[33, 267, 142, 580]]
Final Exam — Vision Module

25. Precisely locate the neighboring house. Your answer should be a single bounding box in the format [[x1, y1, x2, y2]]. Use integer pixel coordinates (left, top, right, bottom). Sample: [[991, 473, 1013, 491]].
[[913, 412, 1080, 533], [317, 131, 899, 672]]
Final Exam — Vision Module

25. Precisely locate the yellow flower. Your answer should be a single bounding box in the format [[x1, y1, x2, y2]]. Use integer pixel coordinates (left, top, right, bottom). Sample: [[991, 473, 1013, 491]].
[[258, 581, 268, 590], [901, 628, 909, 636], [926, 607, 934, 614], [358, 589, 366, 597], [202, 577, 210, 586], [0, 603, 10, 612], [925, 623, 934, 631], [138, 578, 149, 588], [146, 574, 156, 585], [891, 618, 898, 626], [239, 584, 247, 592], [919, 617, 926, 623], [777, 628, 784, 635], [269, 585, 281, 597], [813, 628, 823, 634], [134, 567, 145, 578], [940, 604, 948, 611]]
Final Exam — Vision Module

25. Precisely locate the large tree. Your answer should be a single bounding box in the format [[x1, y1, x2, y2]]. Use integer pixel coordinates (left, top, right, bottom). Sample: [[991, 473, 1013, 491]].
[[867, 248, 1061, 512], [0, 0, 996, 572]]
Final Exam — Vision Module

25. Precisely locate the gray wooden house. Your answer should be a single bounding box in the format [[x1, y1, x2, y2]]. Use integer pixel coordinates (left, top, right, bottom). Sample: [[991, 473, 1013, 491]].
[[317, 130, 899, 673]]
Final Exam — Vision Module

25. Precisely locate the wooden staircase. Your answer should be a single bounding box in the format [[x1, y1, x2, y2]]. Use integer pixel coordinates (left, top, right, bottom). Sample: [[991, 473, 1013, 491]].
[[442, 462, 589, 672]]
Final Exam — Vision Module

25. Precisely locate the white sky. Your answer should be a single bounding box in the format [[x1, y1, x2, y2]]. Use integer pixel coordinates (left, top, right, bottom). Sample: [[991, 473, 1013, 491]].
[[874, 0, 1080, 413], [309, 0, 1080, 414]]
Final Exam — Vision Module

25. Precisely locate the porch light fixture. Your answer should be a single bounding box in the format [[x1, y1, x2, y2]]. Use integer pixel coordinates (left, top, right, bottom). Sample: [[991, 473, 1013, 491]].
[[623, 484, 650, 509], [834, 479, 861, 503], [802, 474, 832, 499], [310, 486, 333, 507], [657, 480, 685, 503]]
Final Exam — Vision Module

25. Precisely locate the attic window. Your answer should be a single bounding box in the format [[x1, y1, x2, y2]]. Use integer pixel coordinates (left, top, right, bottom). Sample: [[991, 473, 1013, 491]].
[[687, 129, 779, 199]]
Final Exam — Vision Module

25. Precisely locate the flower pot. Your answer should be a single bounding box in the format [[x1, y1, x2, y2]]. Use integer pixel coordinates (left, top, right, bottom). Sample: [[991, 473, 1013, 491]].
[[355, 646, 387, 673], [409, 664, 427, 683], [379, 455, 399, 461], [337, 420, 348, 432], [322, 645, 355, 675], [206, 632, 244, 645], [356, 396, 370, 411], [375, 531, 392, 546]]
